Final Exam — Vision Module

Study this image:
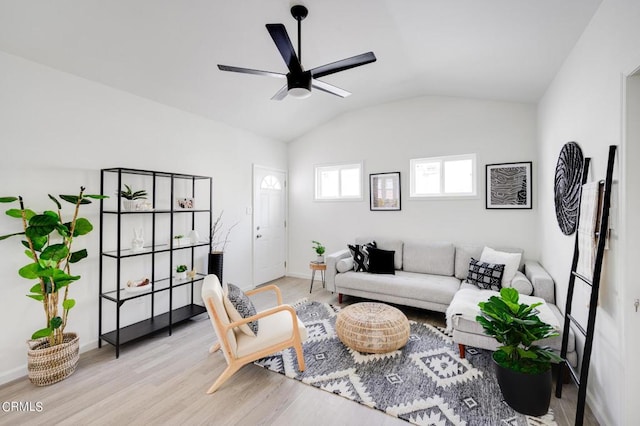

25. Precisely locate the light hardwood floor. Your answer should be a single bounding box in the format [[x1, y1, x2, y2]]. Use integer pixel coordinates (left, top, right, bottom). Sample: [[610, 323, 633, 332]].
[[0, 276, 597, 425]]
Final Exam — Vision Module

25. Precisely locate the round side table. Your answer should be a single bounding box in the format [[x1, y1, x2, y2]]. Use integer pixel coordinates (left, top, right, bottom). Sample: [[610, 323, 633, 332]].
[[309, 262, 326, 293]]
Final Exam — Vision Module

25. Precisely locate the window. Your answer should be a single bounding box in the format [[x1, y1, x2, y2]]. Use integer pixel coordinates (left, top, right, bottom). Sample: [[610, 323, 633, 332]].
[[260, 175, 282, 190], [410, 154, 477, 198], [315, 163, 363, 200]]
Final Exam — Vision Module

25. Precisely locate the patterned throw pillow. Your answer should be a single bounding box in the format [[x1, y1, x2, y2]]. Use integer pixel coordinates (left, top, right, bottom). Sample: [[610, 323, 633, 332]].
[[466, 258, 505, 291], [348, 241, 377, 272], [223, 283, 259, 336]]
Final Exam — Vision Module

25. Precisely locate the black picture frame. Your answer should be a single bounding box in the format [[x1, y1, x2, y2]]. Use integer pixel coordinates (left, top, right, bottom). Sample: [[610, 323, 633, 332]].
[[370, 172, 401, 211], [486, 162, 532, 209]]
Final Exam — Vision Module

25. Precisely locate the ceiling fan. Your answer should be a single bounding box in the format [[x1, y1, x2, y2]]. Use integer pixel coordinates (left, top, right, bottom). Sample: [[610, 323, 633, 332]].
[[217, 4, 376, 100]]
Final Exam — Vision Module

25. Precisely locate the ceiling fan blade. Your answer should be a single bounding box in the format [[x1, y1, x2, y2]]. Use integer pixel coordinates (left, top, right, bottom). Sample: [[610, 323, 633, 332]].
[[310, 52, 377, 79], [218, 64, 285, 79], [271, 84, 289, 101], [312, 79, 351, 98], [266, 24, 303, 74]]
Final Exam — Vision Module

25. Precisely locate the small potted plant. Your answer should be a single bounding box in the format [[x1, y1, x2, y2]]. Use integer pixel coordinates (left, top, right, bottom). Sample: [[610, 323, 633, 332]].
[[476, 287, 561, 416], [173, 234, 189, 247], [120, 184, 147, 211], [312, 240, 326, 263], [175, 264, 188, 280]]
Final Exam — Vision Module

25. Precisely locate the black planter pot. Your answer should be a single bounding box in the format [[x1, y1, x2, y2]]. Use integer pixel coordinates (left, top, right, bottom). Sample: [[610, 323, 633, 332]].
[[493, 354, 552, 417], [208, 252, 224, 285]]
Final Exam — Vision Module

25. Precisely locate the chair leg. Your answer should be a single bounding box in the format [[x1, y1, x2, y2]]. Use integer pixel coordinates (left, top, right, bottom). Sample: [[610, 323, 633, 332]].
[[209, 342, 221, 353], [458, 344, 466, 359], [207, 363, 242, 394], [294, 340, 306, 371], [338, 293, 343, 304]]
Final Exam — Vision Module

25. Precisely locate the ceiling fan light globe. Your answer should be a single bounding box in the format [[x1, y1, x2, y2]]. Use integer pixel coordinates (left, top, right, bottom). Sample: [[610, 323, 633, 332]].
[[288, 87, 312, 99]]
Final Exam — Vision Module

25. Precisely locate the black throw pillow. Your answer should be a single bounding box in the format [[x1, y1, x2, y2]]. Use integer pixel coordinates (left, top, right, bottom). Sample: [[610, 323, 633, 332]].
[[466, 257, 505, 291], [367, 247, 396, 274]]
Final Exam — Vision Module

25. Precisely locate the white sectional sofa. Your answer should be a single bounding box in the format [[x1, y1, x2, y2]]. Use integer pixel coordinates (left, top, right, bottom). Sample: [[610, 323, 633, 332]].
[[325, 237, 576, 366]]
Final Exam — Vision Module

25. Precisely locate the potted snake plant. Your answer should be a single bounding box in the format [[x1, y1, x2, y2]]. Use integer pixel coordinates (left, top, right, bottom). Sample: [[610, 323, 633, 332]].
[[0, 187, 106, 386], [476, 287, 561, 416]]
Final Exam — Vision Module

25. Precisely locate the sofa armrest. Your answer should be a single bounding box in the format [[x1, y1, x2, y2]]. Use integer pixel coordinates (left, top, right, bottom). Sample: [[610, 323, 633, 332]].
[[326, 249, 351, 292], [524, 260, 555, 304]]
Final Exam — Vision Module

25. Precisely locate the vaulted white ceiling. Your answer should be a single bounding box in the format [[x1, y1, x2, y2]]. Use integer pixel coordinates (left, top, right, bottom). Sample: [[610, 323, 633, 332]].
[[0, 0, 601, 142]]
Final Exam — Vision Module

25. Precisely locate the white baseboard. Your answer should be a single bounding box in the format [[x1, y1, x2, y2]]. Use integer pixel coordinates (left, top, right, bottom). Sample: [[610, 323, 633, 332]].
[[0, 338, 101, 386], [286, 272, 312, 280]]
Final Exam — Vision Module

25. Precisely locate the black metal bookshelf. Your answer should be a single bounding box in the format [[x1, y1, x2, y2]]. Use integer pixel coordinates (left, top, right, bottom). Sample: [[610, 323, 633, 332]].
[[99, 167, 212, 358]]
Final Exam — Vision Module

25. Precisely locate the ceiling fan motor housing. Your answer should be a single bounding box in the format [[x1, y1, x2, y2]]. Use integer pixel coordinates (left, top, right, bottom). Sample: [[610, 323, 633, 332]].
[[287, 70, 312, 98]]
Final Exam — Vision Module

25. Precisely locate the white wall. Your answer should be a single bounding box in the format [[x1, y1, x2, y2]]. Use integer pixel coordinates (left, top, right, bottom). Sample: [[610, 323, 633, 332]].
[[537, 0, 640, 424], [287, 96, 538, 278], [0, 51, 287, 384]]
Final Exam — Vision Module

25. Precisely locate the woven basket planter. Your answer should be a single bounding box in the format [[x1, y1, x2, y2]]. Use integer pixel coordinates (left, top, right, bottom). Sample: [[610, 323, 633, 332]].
[[27, 332, 79, 386]]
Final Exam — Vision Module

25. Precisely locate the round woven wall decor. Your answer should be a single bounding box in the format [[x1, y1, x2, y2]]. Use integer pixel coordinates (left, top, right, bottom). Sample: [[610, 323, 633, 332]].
[[554, 141, 584, 235]]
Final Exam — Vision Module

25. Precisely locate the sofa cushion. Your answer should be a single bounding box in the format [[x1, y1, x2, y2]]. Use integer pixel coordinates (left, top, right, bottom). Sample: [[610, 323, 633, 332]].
[[455, 245, 525, 280], [356, 237, 403, 270], [368, 248, 395, 274], [335, 270, 460, 306], [451, 283, 574, 353], [403, 241, 455, 276], [466, 258, 504, 291], [510, 270, 534, 295], [480, 247, 522, 287], [454, 246, 483, 280], [336, 257, 354, 273]]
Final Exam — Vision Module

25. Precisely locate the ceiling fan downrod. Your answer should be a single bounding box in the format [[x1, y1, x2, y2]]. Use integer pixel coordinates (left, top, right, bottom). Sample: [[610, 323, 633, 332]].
[[291, 4, 308, 64]]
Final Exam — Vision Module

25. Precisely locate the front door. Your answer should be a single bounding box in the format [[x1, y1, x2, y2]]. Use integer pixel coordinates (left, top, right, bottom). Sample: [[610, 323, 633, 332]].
[[253, 165, 287, 285]]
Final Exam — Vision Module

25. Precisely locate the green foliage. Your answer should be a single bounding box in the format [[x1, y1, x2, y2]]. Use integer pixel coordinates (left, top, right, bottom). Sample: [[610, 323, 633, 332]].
[[312, 240, 325, 255], [120, 184, 147, 200], [0, 187, 107, 346], [176, 264, 188, 273], [476, 287, 561, 374]]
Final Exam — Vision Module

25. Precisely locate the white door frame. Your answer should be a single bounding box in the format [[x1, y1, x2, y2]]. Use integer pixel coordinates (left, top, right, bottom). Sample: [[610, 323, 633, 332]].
[[621, 67, 640, 426], [252, 164, 288, 286]]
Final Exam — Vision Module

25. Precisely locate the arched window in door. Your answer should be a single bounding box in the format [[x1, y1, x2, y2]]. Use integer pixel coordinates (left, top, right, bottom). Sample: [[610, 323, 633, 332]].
[[260, 175, 282, 190]]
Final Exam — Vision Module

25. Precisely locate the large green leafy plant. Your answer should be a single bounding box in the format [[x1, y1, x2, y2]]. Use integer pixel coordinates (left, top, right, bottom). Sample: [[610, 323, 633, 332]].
[[0, 187, 106, 347], [476, 287, 561, 374]]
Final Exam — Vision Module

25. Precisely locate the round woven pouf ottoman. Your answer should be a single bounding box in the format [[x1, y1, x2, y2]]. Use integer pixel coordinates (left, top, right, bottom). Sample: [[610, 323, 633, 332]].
[[336, 302, 410, 353]]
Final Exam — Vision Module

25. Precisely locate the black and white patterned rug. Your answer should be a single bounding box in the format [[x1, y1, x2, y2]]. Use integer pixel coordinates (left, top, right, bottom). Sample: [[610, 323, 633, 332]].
[[255, 300, 557, 426]]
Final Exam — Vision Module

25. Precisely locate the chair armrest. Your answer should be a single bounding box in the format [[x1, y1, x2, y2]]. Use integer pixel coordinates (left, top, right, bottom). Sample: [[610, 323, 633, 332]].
[[326, 249, 351, 292], [245, 284, 283, 305], [224, 304, 301, 338], [524, 260, 556, 304]]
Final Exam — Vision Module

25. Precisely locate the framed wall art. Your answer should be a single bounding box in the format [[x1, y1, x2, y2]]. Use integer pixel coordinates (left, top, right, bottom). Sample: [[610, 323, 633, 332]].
[[486, 162, 532, 209], [370, 172, 401, 211]]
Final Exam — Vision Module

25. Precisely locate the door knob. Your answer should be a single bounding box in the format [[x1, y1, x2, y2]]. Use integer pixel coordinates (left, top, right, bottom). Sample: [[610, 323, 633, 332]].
[[256, 234, 262, 239]]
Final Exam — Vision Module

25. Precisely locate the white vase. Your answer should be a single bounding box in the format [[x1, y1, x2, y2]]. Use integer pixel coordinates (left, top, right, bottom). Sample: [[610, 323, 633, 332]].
[[176, 271, 187, 280], [122, 199, 137, 211], [189, 230, 200, 244], [317, 255, 325, 263], [131, 228, 144, 252]]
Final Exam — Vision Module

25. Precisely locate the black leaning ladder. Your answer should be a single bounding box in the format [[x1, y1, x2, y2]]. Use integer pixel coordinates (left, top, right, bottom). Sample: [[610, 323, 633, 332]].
[[555, 145, 617, 426]]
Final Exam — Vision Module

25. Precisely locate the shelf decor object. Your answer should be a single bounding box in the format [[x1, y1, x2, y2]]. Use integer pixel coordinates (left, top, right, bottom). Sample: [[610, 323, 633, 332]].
[[99, 167, 212, 358], [486, 161, 532, 209], [369, 172, 401, 211]]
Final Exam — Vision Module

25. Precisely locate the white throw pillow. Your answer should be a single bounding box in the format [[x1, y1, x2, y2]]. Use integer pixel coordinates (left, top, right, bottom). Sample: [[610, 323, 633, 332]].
[[480, 247, 522, 287], [336, 257, 354, 273]]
